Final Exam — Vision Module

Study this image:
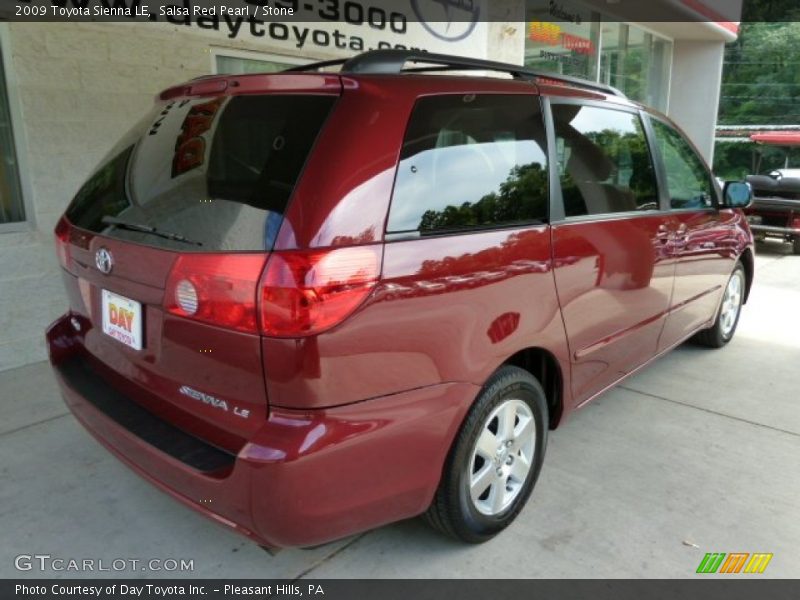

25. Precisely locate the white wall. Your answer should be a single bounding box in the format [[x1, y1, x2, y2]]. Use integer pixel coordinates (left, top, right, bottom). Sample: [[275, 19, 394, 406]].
[[487, 0, 526, 64], [667, 39, 726, 163]]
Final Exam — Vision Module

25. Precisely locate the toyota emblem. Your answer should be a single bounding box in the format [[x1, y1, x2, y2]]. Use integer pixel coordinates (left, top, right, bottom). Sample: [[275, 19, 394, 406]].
[[95, 247, 113, 274]]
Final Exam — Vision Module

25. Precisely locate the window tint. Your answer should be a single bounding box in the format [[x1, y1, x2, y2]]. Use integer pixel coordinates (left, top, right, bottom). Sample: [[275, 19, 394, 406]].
[[66, 95, 335, 251], [552, 104, 658, 217], [0, 43, 25, 224], [388, 94, 548, 234], [651, 119, 714, 209]]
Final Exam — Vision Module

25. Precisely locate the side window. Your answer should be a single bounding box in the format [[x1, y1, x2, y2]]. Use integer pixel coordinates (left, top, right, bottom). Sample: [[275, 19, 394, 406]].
[[650, 119, 714, 209], [387, 94, 548, 234], [552, 104, 659, 217]]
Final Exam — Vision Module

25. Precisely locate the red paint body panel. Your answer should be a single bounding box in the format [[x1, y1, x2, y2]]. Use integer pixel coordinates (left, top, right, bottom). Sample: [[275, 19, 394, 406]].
[[658, 209, 747, 350], [552, 214, 676, 402], [58, 230, 269, 452], [264, 226, 571, 410], [159, 73, 342, 101], [49, 313, 477, 547], [47, 69, 755, 548], [244, 382, 477, 547]]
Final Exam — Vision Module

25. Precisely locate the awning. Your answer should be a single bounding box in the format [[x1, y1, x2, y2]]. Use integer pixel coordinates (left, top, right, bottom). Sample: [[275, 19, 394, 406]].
[[750, 132, 800, 146]]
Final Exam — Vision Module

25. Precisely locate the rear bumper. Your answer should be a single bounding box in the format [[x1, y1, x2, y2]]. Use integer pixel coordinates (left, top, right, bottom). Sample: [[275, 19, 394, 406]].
[[749, 224, 800, 236], [47, 313, 477, 548], [749, 197, 800, 237]]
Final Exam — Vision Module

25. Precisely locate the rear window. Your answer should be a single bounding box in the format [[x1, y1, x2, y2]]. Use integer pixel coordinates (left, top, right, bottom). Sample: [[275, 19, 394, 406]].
[[387, 94, 548, 235], [66, 94, 336, 251]]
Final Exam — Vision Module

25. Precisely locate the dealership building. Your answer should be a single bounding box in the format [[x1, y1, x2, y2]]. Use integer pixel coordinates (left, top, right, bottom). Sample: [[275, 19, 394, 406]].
[[0, 0, 741, 371]]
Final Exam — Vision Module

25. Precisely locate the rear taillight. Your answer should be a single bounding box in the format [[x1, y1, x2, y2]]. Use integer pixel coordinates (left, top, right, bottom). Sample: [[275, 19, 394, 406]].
[[54, 217, 71, 270], [164, 245, 382, 337], [259, 245, 382, 337], [165, 254, 267, 333]]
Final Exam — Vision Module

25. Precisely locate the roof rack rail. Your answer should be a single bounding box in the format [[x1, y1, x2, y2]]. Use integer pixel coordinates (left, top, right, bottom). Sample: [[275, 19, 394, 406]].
[[284, 49, 625, 98]]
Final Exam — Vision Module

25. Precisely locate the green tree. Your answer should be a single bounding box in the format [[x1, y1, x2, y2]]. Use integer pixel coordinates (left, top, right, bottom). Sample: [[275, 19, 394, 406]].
[[418, 163, 548, 233], [719, 21, 800, 125], [714, 7, 800, 177]]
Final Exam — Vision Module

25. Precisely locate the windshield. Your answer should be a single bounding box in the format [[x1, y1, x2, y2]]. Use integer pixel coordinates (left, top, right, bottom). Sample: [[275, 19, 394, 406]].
[[66, 94, 336, 252]]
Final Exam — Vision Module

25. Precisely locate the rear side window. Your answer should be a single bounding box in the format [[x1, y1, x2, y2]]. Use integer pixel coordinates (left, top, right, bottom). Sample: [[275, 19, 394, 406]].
[[552, 104, 659, 217], [66, 94, 336, 251], [387, 94, 548, 234], [650, 118, 714, 209]]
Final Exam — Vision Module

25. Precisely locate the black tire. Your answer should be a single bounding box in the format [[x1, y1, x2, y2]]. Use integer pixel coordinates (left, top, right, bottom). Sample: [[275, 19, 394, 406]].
[[792, 236, 800, 255], [694, 262, 746, 348], [425, 365, 548, 543]]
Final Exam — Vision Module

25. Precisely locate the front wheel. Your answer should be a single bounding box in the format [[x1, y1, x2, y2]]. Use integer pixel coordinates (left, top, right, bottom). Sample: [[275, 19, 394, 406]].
[[425, 366, 548, 543], [792, 236, 800, 255], [694, 262, 746, 348]]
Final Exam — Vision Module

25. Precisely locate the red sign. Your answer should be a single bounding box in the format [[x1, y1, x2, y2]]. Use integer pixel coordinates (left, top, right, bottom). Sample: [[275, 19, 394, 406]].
[[528, 21, 595, 56]]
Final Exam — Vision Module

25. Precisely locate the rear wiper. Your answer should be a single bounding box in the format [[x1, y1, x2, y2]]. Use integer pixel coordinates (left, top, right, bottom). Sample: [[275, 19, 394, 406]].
[[101, 216, 203, 246]]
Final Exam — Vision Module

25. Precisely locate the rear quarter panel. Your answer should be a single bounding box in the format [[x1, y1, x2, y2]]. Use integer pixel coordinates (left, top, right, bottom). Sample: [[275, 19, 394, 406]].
[[262, 226, 570, 410], [264, 76, 572, 411]]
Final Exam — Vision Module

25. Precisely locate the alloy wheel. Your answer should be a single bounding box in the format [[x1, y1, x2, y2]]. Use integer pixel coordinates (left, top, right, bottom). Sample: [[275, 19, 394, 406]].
[[467, 398, 537, 516], [720, 269, 744, 338]]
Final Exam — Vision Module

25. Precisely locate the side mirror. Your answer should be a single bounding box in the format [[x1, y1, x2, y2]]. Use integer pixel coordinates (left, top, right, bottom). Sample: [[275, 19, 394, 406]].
[[722, 181, 753, 209]]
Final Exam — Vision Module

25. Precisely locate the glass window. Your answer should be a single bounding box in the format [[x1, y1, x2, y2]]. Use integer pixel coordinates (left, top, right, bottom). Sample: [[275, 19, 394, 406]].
[[599, 23, 672, 112], [215, 55, 295, 75], [523, 3, 673, 113], [552, 104, 658, 217], [388, 94, 549, 234], [524, 1, 601, 81], [66, 95, 336, 251], [0, 43, 25, 225], [651, 119, 714, 209]]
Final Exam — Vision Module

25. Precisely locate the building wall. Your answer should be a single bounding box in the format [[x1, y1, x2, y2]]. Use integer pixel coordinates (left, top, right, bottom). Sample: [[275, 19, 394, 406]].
[[667, 39, 726, 163], [487, 0, 526, 64]]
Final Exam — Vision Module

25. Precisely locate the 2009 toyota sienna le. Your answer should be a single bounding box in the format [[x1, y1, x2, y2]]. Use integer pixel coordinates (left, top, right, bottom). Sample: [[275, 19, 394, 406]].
[[47, 50, 755, 547]]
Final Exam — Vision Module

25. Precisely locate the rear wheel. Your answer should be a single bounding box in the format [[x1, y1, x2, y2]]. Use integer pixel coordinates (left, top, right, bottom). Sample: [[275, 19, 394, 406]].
[[694, 262, 745, 348], [425, 366, 548, 543], [792, 236, 800, 255]]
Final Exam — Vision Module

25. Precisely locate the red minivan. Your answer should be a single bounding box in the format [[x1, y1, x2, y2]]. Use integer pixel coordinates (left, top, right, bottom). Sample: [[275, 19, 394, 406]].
[[47, 50, 754, 547]]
